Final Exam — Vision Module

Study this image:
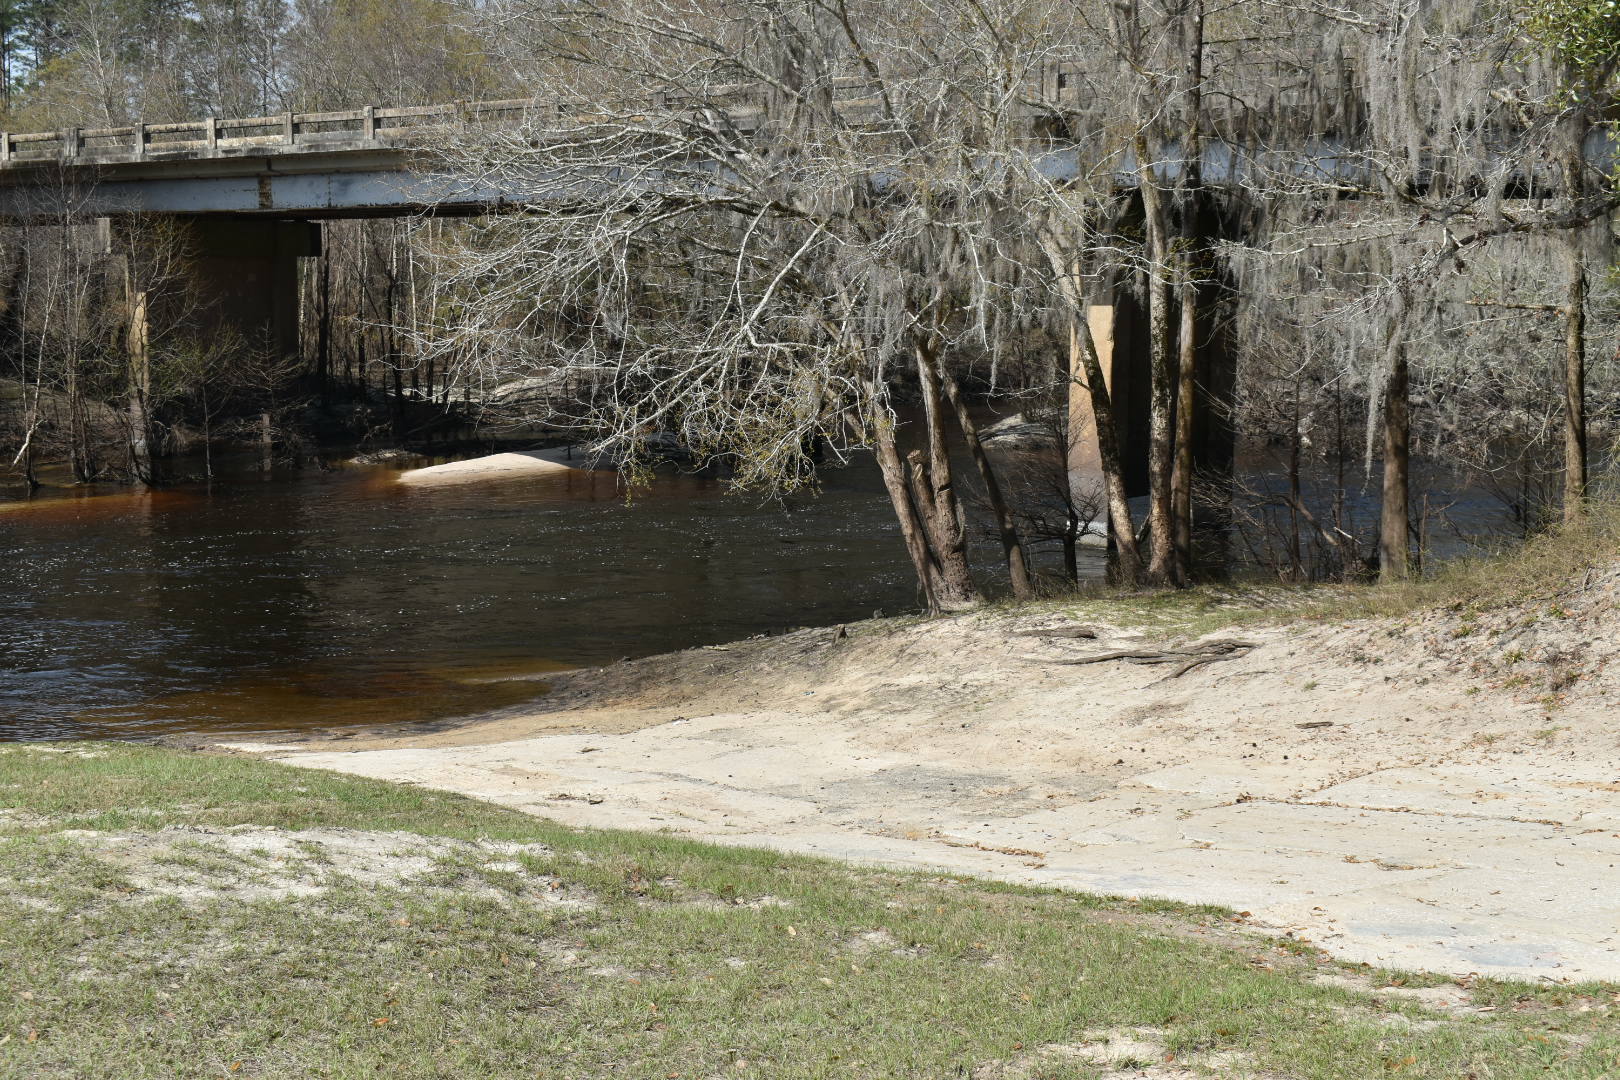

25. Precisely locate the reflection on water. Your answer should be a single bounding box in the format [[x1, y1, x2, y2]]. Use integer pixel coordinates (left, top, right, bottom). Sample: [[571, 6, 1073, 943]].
[[0, 460, 928, 741]]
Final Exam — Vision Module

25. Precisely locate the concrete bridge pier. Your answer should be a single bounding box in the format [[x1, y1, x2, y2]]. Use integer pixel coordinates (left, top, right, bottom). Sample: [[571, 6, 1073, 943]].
[[105, 215, 321, 358], [176, 217, 321, 359], [1067, 300, 1151, 501], [104, 215, 320, 481], [1068, 295, 1236, 560]]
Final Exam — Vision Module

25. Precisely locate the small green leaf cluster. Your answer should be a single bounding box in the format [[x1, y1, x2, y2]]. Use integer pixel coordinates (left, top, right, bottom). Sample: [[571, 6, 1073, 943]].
[[1521, 0, 1620, 74]]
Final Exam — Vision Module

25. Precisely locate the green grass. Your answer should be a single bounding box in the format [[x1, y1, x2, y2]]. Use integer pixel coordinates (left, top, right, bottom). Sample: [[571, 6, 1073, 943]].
[[1, 744, 1616, 1079]]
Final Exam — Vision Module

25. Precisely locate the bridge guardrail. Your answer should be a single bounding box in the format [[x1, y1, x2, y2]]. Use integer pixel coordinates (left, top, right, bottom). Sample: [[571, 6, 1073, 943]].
[[0, 100, 536, 165], [0, 68, 1086, 168]]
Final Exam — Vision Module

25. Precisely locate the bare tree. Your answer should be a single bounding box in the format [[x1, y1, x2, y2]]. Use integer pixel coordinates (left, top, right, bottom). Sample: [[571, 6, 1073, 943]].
[[405, 0, 1128, 608]]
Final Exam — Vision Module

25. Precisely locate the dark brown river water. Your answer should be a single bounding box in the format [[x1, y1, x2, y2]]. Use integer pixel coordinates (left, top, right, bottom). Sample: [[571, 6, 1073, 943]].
[[5, 443, 1517, 743], [0, 459, 948, 741]]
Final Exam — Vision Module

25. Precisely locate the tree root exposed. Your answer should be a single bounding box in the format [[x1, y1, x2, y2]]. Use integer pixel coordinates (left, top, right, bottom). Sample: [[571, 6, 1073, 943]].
[[1031, 639, 1259, 679]]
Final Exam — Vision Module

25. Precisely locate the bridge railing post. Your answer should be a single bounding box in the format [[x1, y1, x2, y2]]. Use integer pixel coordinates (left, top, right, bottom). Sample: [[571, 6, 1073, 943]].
[[283, 112, 295, 146], [134, 122, 146, 159], [205, 116, 218, 150], [62, 127, 79, 159], [0, 133, 10, 164], [363, 105, 377, 141]]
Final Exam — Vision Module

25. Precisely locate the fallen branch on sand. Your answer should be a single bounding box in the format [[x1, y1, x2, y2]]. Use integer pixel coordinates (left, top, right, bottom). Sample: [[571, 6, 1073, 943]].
[[1030, 639, 1260, 679], [1013, 625, 1100, 640]]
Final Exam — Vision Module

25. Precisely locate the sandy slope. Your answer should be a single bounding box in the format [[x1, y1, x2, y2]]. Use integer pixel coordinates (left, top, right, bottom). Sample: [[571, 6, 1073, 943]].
[[234, 584, 1620, 983]]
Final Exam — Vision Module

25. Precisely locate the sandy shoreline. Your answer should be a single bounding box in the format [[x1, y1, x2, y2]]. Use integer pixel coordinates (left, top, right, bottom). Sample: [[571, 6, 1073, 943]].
[[229, 587, 1620, 982]]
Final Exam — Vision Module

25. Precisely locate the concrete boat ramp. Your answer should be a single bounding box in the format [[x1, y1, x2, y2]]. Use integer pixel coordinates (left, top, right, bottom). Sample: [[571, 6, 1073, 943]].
[[234, 711, 1620, 983]]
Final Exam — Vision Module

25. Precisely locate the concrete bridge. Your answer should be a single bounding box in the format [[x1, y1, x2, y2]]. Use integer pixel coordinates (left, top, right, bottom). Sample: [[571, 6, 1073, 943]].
[[0, 86, 931, 361], [0, 100, 538, 218], [0, 81, 902, 219], [0, 91, 865, 356], [0, 99, 550, 358], [0, 88, 1227, 497]]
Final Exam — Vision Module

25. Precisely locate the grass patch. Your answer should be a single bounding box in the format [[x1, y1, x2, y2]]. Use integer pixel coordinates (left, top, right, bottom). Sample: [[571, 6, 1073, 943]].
[[988, 499, 1620, 642], [1308, 500, 1620, 623], [0, 743, 1616, 1079]]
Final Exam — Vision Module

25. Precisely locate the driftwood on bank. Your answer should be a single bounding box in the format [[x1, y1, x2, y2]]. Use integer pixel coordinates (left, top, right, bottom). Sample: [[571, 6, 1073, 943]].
[[1013, 625, 1100, 640], [1032, 638, 1259, 679]]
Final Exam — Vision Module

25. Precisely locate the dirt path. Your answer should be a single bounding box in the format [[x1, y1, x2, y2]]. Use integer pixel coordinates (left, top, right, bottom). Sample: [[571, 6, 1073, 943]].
[[229, 600, 1620, 983]]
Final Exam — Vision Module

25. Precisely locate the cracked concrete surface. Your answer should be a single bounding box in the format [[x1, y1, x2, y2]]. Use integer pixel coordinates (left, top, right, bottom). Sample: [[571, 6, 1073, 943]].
[[226, 606, 1620, 983]]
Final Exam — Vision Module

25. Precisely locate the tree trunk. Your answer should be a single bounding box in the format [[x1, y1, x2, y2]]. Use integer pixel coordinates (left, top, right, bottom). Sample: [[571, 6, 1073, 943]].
[[1563, 243, 1587, 521], [1136, 135, 1177, 586], [1287, 398, 1302, 582], [1168, 0, 1205, 586], [1063, 510, 1080, 583], [1171, 279, 1196, 584], [66, 356, 90, 483], [911, 343, 981, 609], [392, 362, 405, 438], [924, 338, 1033, 599], [126, 286, 157, 487], [16, 386, 39, 490], [1562, 145, 1588, 521], [1048, 249, 1144, 584], [1379, 309, 1410, 582], [201, 385, 213, 482], [873, 417, 940, 613]]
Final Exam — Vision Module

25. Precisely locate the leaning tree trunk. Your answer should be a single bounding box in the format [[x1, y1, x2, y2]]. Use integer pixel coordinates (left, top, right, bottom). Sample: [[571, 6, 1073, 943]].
[[1379, 308, 1410, 583], [924, 338, 1034, 599], [873, 417, 941, 613]]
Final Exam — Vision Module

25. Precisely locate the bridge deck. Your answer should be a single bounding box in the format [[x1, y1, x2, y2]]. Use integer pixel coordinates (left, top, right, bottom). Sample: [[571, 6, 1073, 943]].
[[0, 79, 902, 170], [0, 90, 825, 216], [0, 84, 907, 217], [0, 77, 1373, 219]]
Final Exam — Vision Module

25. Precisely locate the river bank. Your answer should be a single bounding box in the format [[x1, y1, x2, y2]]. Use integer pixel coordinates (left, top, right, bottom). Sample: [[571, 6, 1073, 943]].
[[222, 543, 1620, 983], [8, 742, 1616, 1079], [7, 534, 1620, 1077]]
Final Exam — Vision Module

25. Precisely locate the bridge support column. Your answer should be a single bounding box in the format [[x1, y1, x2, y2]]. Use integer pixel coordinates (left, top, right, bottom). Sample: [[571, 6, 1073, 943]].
[[103, 215, 320, 480], [176, 217, 321, 358], [1068, 292, 1233, 551], [1068, 298, 1150, 505]]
